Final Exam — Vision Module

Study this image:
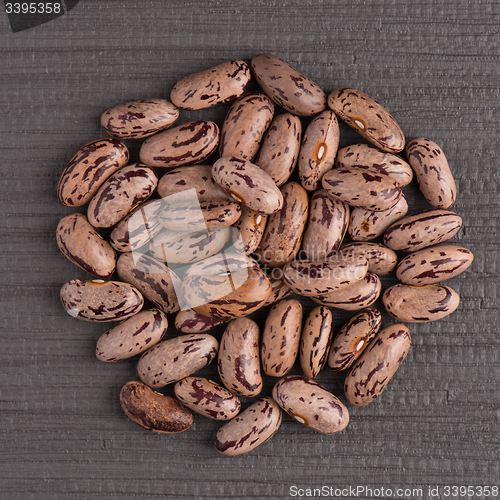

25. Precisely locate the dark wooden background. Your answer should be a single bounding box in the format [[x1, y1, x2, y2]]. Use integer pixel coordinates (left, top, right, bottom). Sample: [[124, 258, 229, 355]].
[[1, 1, 499, 499]]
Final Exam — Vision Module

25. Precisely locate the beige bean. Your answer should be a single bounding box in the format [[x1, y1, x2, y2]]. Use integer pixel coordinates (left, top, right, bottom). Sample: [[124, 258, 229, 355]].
[[261, 299, 303, 377], [339, 242, 398, 275], [344, 324, 411, 406], [231, 207, 268, 255], [175, 309, 231, 334], [272, 376, 349, 434], [263, 276, 293, 307]]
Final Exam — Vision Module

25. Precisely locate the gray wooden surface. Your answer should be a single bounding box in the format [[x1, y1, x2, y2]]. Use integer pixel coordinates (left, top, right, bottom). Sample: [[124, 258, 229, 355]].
[[1, 1, 499, 499]]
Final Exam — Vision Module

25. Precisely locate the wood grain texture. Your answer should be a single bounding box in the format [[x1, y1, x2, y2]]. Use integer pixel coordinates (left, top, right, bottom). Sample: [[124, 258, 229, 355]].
[[1, 1, 499, 498]]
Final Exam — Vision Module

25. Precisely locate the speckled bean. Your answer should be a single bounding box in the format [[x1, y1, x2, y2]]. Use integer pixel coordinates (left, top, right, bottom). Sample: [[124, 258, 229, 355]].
[[212, 156, 284, 215], [298, 110, 340, 191], [215, 397, 282, 456], [96, 309, 168, 362], [348, 194, 408, 241], [219, 92, 274, 161], [336, 143, 413, 187], [174, 377, 241, 421], [383, 283, 460, 322], [231, 207, 268, 255], [116, 252, 181, 314], [184, 251, 258, 280], [120, 381, 193, 433], [322, 166, 402, 212], [137, 333, 218, 388], [311, 272, 381, 311], [170, 60, 251, 110], [175, 309, 231, 334], [300, 190, 349, 261], [282, 257, 368, 297], [406, 137, 456, 208], [299, 306, 333, 379], [344, 324, 411, 406], [251, 54, 326, 116], [263, 276, 293, 306], [101, 99, 179, 139], [383, 209, 463, 252], [328, 88, 405, 152], [56, 213, 116, 279], [254, 113, 302, 187], [140, 120, 219, 168], [272, 375, 349, 434], [261, 299, 303, 377], [87, 164, 158, 228], [60, 279, 143, 322], [396, 244, 473, 285], [328, 308, 381, 372], [57, 138, 129, 207], [255, 182, 309, 268], [340, 242, 398, 275], [218, 317, 262, 397], [181, 267, 272, 319]]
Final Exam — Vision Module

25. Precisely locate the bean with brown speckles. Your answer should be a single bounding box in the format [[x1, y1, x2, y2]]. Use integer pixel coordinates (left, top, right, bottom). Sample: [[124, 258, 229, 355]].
[[219, 92, 274, 161], [137, 333, 218, 388], [174, 377, 241, 421], [215, 397, 282, 456], [57, 138, 129, 207], [184, 252, 258, 280], [300, 189, 349, 261], [212, 156, 284, 215], [340, 242, 398, 276], [218, 317, 262, 397], [272, 375, 349, 434], [96, 309, 168, 362], [87, 164, 158, 229], [56, 213, 116, 279], [60, 279, 144, 322], [282, 256, 368, 297], [328, 308, 381, 372], [344, 324, 411, 406], [299, 306, 333, 379], [396, 244, 473, 286], [254, 112, 302, 187], [328, 88, 405, 152], [120, 381, 193, 433], [311, 272, 381, 311], [231, 207, 268, 255], [181, 267, 272, 319], [101, 99, 179, 139], [175, 308, 231, 334], [406, 137, 456, 208], [336, 143, 413, 187], [251, 54, 326, 117], [170, 60, 251, 110], [261, 299, 303, 377], [116, 252, 181, 314], [322, 166, 402, 212], [263, 277, 293, 307], [298, 110, 340, 191], [157, 164, 232, 202], [383, 208, 463, 252], [140, 120, 219, 168], [255, 182, 309, 268], [349, 194, 408, 242], [383, 283, 460, 323]]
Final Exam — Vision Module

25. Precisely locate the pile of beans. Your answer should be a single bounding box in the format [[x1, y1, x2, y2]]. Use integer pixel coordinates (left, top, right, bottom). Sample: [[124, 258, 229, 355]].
[[56, 54, 473, 456]]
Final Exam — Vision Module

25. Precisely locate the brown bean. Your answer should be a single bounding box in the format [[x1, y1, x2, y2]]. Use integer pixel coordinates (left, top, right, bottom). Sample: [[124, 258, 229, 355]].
[[219, 92, 275, 161], [140, 120, 219, 168], [298, 110, 340, 191], [344, 324, 411, 406], [183, 251, 258, 280], [231, 207, 268, 255], [263, 276, 293, 307], [339, 242, 398, 275], [120, 381, 193, 433], [218, 318, 262, 397], [175, 309, 231, 334], [251, 54, 326, 116], [328, 88, 405, 152], [170, 60, 251, 110], [56, 213, 116, 279], [57, 138, 129, 207], [261, 299, 303, 377], [101, 99, 179, 139], [254, 113, 302, 187]]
